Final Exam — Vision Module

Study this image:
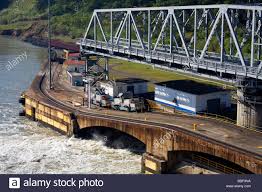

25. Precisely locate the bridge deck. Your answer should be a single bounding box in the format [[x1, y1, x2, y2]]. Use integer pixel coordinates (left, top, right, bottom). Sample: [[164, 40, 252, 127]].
[[31, 62, 261, 158]]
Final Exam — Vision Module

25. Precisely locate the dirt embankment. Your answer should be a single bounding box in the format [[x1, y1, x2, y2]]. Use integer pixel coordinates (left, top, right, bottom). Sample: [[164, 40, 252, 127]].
[[0, 21, 49, 47]]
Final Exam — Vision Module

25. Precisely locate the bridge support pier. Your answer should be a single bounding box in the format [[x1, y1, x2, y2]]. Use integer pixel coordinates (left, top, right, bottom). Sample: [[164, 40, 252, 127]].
[[236, 77, 262, 130], [27, 106, 36, 121], [68, 113, 79, 137], [142, 153, 167, 174]]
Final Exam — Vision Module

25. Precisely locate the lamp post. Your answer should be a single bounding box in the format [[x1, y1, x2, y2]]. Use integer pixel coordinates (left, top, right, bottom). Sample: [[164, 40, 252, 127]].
[[48, 0, 52, 90]]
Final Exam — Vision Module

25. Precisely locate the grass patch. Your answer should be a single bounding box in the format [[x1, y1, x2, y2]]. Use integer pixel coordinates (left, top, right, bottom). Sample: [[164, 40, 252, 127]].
[[51, 35, 77, 43], [109, 58, 235, 90], [0, 21, 32, 30]]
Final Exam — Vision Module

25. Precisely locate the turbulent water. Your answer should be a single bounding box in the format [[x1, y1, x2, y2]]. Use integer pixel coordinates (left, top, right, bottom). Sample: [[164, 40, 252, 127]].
[[0, 36, 142, 174]]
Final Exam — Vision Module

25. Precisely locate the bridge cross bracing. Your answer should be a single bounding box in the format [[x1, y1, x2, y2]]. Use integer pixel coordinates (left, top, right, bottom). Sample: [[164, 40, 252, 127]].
[[78, 4, 262, 80]]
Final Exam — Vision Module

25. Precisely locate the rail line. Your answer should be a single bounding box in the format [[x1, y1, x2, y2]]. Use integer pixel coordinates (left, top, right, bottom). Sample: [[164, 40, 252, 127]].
[[32, 67, 262, 161]]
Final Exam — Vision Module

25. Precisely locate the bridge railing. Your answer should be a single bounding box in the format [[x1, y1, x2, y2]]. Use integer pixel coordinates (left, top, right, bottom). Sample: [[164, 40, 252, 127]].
[[79, 38, 258, 79], [78, 4, 262, 80], [191, 154, 244, 174]]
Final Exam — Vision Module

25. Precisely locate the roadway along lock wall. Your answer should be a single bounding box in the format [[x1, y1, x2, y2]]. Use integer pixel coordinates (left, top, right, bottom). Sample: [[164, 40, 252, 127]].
[[23, 95, 262, 174]]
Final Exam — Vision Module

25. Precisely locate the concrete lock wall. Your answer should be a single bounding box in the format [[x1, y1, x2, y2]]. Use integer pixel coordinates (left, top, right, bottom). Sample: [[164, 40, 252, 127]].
[[237, 90, 262, 129], [237, 100, 262, 129], [24, 96, 75, 136]]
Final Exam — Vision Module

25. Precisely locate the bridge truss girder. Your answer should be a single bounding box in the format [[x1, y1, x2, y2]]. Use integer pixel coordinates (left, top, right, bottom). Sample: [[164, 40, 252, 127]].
[[79, 5, 262, 80]]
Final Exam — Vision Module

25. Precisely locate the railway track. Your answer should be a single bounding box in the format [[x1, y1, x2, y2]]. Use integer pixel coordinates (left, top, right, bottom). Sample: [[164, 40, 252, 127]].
[[33, 67, 262, 161]]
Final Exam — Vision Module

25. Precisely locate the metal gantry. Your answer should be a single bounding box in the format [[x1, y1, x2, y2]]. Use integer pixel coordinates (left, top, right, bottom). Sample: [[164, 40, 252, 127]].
[[78, 4, 262, 80]]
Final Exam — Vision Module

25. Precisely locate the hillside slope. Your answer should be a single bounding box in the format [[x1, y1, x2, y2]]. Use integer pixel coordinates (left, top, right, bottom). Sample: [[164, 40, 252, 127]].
[[0, 0, 255, 41]]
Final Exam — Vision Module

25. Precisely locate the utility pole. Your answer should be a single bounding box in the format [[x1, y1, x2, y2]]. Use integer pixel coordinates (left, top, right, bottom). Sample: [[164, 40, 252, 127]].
[[88, 79, 91, 109], [48, 0, 52, 90]]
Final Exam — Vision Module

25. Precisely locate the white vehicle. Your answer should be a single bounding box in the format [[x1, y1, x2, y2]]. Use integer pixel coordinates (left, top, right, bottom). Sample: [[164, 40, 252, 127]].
[[92, 94, 111, 108], [111, 93, 145, 112]]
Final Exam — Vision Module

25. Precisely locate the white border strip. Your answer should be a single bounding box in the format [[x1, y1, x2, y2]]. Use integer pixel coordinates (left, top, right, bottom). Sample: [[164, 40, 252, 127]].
[[155, 97, 196, 112]]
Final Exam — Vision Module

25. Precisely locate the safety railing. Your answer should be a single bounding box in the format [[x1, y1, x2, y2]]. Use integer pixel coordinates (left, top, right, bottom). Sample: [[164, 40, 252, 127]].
[[197, 112, 236, 124], [79, 38, 261, 79], [191, 154, 244, 174]]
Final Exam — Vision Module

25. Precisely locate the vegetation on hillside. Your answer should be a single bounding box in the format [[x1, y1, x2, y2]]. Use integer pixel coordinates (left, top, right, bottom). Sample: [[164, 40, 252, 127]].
[[0, 0, 259, 39]]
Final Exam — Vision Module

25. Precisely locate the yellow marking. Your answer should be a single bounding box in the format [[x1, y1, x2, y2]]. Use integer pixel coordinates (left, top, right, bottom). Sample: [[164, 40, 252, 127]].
[[38, 104, 44, 111], [25, 108, 32, 116], [145, 159, 157, 171], [44, 106, 50, 114], [31, 101, 37, 108], [25, 98, 31, 106], [145, 171, 153, 174], [63, 115, 71, 124], [57, 111, 64, 120], [193, 123, 197, 131], [51, 109, 56, 116]]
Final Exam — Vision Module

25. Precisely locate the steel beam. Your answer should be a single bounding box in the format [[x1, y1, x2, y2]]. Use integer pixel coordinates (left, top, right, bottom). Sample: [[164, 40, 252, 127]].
[[225, 11, 246, 70], [170, 12, 173, 54], [258, 11, 262, 60], [130, 13, 145, 50], [116, 13, 128, 45], [220, 12, 225, 63], [81, 4, 262, 80], [200, 10, 221, 59], [95, 5, 262, 13], [154, 14, 169, 51], [84, 13, 95, 40], [172, 11, 190, 57], [148, 10, 151, 56], [194, 9, 197, 58], [95, 13, 108, 43], [250, 10, 256, 67]]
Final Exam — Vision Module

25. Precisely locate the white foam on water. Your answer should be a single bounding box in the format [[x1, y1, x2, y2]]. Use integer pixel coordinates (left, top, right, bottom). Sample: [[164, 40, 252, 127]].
[[0, 104, 142, 174]]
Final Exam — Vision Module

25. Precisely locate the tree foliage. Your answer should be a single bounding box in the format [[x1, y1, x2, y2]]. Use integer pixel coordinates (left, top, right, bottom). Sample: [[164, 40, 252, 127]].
[[1, 0, 261, 39]]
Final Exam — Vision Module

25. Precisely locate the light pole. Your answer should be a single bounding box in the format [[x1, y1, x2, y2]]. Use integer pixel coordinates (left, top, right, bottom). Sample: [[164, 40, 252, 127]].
[[48, 0, 52, 90]]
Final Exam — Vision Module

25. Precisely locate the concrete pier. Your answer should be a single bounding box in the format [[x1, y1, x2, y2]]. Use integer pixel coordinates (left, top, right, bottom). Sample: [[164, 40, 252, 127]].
[[236, 78, 262, 130], [142, 153, 167, 174]]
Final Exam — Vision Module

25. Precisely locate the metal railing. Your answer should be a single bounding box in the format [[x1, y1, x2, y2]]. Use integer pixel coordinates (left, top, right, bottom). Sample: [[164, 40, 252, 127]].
[[79, 39, 260, 79], [191, 154, 244, 174]]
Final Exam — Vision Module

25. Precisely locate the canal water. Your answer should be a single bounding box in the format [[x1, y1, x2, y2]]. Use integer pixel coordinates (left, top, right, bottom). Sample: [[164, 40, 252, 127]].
[[0, 36, 142, 174]]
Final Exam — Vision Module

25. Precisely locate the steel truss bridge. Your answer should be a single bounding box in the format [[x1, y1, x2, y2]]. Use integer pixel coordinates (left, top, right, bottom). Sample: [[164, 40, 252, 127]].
[[78, 4, 262, 80]]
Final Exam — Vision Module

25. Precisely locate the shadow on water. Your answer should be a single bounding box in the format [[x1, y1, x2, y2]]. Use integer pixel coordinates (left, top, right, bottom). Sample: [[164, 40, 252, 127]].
[[77, 127, 146, 155]]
